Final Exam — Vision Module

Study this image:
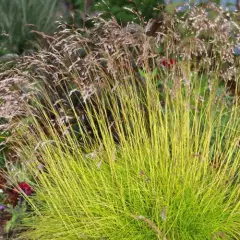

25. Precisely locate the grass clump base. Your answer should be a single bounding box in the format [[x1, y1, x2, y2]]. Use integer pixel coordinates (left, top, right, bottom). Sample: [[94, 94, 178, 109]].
[[15, 75, 240, 240]]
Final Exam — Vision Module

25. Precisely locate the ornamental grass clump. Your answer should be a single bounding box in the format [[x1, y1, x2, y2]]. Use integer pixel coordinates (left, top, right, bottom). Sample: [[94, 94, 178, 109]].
[[2, 2, 240, 135], [13, 71, 240, 239], [2, 3, 240, 238]]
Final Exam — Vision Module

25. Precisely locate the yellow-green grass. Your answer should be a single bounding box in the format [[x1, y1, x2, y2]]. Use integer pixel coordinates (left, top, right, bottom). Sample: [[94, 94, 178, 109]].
[[14, 73, 240, 240]]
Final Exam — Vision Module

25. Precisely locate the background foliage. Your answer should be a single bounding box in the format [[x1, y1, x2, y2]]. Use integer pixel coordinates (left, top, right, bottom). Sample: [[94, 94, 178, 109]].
[[0, 0, 61, 55], [93, 0, 165, 23]]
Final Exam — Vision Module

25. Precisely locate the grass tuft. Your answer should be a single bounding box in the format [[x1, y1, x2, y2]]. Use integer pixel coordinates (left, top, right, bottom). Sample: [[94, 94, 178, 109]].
[[14, 72, 240, 239]]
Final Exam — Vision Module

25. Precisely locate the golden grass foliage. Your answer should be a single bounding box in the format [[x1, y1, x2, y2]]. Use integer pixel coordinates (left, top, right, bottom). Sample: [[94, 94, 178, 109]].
[[13, 72, 240, 239]]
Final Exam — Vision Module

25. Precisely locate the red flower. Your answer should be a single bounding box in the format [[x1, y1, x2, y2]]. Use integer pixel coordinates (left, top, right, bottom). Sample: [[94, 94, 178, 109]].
[[4, 182, 34, 207], [161, 58, 176, 68], [169, 59, 176, 65], [18, 182, 34, 196]]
